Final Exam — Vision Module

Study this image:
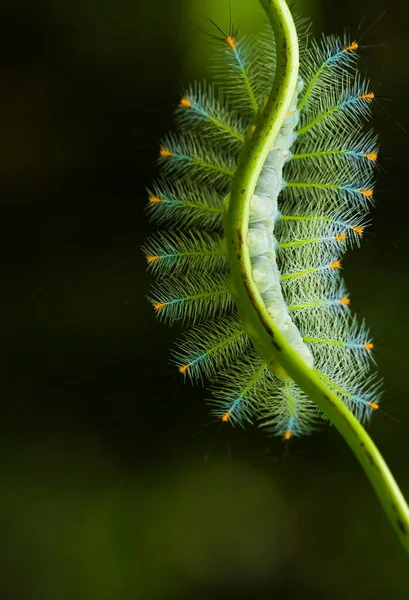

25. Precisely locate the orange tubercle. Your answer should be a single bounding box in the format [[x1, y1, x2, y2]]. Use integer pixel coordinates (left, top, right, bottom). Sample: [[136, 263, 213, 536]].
[[361, 92, 374, 102], [160, 147, 172, 158], [283, 430, 292, 440], [364, 342, 374, 351], [153, 302, 166, 311], [345, 41, 359, 52], [179, 364, 189, 374], [340, 296, 350, 306], [222, 411, 230, 422], [264, 95, 269, 105], [360, 189, 373, 198], [226, 36, 235, 50], [330, 260, 341, 270], [366, 152, 378, 162], [370, 402, 379, 410], [147, 255, 160, 263], [351, 225, 364, 236], [336, 233, 346, 242], [180, 97, 192, 108]]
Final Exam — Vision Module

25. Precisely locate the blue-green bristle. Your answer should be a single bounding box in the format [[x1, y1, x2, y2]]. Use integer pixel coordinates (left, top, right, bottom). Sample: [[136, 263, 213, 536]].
[[285, 278, 351, 315], [290, 127, 378, 167], [278, 202, 369, 248], [315, 365, 382, 423], [260, 381, 321, 438], [149, 272, 232, 324], [146, 181, 224, 230], [176, 83, 246, 147], [301, 312, 375, 371], [297, 76, 374, 137], [211, 36, 262, 115], [209, 352, 270, 427], [173, 315, 249, 384], [159, 132, 236, 186], [143, 230, 226, 275], [283, 163, 375, 209]]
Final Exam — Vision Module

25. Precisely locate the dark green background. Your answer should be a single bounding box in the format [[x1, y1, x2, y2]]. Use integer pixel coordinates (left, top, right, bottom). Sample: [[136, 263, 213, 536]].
[[2, 0, 409, 597]]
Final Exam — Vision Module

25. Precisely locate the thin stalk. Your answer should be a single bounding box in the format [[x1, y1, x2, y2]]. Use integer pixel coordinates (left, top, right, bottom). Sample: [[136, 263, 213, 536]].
[[225, 0, 409, 552]]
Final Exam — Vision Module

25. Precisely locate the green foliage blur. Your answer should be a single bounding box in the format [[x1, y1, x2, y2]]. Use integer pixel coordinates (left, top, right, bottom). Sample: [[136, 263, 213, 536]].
[[2, 0, 409, 598]]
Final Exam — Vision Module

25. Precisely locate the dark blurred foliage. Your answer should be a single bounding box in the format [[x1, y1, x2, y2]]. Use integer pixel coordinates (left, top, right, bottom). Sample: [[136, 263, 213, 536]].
[[1, 0, 409, 598]]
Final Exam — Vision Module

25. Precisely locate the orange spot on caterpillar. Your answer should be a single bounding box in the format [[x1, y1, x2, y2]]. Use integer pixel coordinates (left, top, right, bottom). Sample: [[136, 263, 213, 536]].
[[283, 430, 292, 440], [360, 189, 373, 198], [370, 402, 379, 410], [336, 233, 346, 242], [263, 95, 269, 105], [222, 411, 230, 422], [226, 36, 235, 50], [179, 364, 189, 374], [366, 152, 378, 162], [361, 92, 374, 102], [147, 255, 160, 263], [180, 97, 192, 108], [330, 260, 341, 270], [160, 147, 173, 158], [351, 225, 364, 236], [149, 196, 162, 204], [340, 296, 350, 306], [364, 342, 374, 351], [153, 302, 166, 311], [288, 111, 296, 116], [345, 41, 359, 52]]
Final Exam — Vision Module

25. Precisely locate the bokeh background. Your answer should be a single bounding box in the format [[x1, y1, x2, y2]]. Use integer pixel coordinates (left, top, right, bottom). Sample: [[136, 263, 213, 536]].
[[2, 0, 409, 597]]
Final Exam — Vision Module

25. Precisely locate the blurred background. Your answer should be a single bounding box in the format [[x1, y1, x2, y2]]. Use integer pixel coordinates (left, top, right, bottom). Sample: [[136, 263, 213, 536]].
[[2, 0, 409, 597]]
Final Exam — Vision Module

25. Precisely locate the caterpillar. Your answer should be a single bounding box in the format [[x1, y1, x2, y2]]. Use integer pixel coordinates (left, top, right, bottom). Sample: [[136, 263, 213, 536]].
[[145, 8, 377, 435], [144, 0, 409, 550]]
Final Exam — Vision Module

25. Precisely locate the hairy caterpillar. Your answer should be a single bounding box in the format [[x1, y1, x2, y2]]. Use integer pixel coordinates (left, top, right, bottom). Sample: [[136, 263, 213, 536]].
[[144, 0, 409, 549], [146, 12, 377, 434]]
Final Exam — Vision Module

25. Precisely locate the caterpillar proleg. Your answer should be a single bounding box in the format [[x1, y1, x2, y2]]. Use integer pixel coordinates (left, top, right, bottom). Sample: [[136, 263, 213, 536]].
[[144, 0, 409, 551]]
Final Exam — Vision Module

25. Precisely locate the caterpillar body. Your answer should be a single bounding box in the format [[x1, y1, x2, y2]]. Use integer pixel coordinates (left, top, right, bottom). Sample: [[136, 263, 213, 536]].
[[144, 5, 380, 439]]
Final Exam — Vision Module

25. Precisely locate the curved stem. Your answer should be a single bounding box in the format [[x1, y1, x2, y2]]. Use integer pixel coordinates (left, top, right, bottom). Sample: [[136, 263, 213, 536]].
[[225, 0, 409, 552]]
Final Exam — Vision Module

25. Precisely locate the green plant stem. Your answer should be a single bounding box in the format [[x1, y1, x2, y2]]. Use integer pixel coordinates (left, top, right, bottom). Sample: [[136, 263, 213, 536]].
[[225, 0, 409, 553]]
